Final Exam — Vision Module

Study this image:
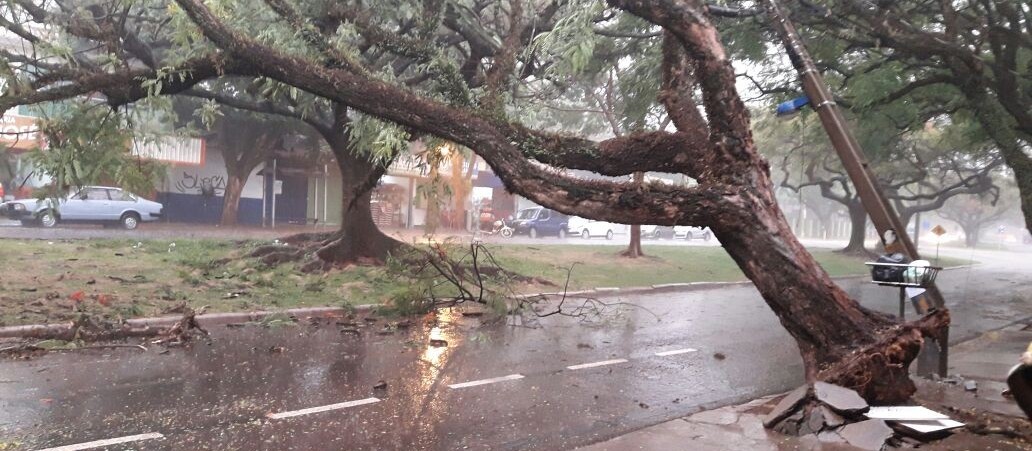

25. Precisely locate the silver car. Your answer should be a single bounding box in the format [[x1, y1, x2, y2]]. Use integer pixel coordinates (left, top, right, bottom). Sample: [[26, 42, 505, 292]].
[[1, 186, 163, 230]]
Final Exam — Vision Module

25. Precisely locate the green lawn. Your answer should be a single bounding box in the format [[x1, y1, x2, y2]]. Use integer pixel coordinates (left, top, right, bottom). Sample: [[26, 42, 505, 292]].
[[0, 238, 971, 326]]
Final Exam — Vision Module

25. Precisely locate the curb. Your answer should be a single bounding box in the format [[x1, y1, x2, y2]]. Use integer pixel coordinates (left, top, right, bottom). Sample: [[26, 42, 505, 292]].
[[0, 304, 379, 339], [0, 264, 982, 339]]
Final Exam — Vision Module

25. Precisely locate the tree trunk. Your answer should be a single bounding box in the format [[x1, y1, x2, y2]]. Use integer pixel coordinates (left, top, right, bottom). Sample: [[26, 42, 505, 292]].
[[622, 224, 644, 258], [306, 134, 403, 266], [622, 171, 646, 258], [962, 223, 980, 247], [219, 174, 243, 226], [841, 199, 869, 254], [713, 181, 944, 403]]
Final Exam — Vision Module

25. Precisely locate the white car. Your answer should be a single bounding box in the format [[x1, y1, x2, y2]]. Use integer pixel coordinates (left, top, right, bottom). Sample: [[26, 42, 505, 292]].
[[568, 216, 623, 240], [673, 225, 712, 241], [640, 225, 673, 239], [1, 186, 164, 230]]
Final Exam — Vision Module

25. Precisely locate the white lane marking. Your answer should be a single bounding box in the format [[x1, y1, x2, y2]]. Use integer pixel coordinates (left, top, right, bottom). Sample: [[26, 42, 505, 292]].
[[566, 359, 629, 370], [655, 348, 698, 357], [266, 397, 381, 419], [38, 433, 164, 451], [448, 374, 524, 389]]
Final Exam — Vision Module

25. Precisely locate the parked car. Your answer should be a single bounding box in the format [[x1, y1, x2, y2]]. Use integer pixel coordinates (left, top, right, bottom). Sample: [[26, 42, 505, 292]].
[[1, 186, 163, 230], [511, 207, 568, 238], [569, 216, 623, 240], [673, 225, 712, 241], [641, 225, 674, 239]]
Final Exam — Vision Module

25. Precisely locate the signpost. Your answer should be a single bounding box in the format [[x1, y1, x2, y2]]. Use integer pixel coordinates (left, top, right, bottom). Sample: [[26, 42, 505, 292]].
[[931, 225, 947, 265]]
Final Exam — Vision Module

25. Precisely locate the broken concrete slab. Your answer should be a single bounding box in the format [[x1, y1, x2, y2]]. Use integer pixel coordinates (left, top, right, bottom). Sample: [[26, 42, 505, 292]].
[[838, 419, 894, 450], [818, 405, 845, 428], [817, 430, 846, 444], [814, 381, 869, 415], [772, 409, 805, 436], [762, 384, 810, 427], [806, 405, 827, 433]]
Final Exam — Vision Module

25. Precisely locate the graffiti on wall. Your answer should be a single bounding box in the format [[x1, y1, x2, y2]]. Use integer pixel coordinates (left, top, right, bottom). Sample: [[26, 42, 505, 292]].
[[175, 171, 225, 197]]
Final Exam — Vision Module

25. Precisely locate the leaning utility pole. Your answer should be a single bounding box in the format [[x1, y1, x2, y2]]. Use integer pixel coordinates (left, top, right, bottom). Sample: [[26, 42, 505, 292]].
[[762, 0, 948, 376]]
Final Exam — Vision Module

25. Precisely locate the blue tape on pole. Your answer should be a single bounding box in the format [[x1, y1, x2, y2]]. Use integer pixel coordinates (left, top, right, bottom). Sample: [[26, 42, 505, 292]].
[[775, 96, 810, 116]]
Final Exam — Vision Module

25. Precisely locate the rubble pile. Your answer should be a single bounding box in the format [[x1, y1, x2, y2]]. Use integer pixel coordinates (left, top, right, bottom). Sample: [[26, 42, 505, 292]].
[[764, 382, 964, 450]]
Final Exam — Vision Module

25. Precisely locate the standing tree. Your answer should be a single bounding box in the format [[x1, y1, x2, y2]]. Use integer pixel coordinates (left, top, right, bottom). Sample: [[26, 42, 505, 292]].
[[175, 94, 306, 226], [939, 179, 1020, 247], [760, 114, 1002, 253], [777, 0, 1032, 231]]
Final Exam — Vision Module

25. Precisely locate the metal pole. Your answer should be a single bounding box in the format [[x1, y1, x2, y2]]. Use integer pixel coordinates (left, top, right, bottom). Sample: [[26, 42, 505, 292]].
[[913, 185, 923, 249], [321, 163, 326, 223], [261, 163, 267, 228], [271, 158, 277, 229], [899, 288, 906, 321], [763, 0, 947, 376]]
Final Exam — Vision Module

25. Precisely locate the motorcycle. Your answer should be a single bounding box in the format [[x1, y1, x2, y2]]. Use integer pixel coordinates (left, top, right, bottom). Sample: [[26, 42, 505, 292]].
[[491, 217, 514, 238]]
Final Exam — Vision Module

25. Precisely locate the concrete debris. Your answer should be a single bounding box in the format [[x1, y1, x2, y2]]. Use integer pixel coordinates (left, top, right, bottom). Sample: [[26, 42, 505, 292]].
[[964, 380, 978, 392], [814, 381, 869, 415], [838, 419, 894, 450], [818, 405, 844, 428], [762, 384, 810, 428]]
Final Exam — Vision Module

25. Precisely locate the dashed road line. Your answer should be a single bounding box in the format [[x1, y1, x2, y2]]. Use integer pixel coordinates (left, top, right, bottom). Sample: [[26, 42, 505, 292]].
[[37, 344, 699, 446], [266, 397, 381, 419], [655, 348, 698, 357], [448, 374, 524, 389], [566, 359, 628, 370], [38, 433, 164, 451]]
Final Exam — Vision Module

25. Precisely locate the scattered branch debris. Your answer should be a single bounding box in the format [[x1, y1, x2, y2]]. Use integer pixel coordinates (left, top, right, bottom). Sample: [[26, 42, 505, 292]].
[[0, 308, 210, 357]]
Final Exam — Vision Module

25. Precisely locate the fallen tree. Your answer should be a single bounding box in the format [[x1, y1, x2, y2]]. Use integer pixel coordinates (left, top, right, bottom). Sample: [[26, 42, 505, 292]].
[[0, 0, 951, 404]]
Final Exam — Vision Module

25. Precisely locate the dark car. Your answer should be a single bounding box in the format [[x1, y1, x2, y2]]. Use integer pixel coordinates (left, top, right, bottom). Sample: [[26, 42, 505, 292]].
[[512, 207, 569, 238]]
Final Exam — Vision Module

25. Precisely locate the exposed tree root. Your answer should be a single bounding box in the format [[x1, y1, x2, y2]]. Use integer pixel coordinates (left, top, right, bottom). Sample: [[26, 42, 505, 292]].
[[247, 229, 413, 272], [818, 309, 951, 404]]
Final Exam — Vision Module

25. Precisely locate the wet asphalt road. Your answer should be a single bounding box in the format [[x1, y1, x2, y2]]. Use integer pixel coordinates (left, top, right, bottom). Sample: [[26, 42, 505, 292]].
[[1, 244, 1029, 451], [1, 296, 803, 451]]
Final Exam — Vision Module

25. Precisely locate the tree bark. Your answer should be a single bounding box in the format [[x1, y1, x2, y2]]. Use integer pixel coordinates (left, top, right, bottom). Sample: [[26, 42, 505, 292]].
[[712, 173, 931, 403], [622, 171, 646, 258], [841, 199, 869, 254], [623, 225, 644, 258], [220, 174, 243, 226], [300, 109, 405, 266]]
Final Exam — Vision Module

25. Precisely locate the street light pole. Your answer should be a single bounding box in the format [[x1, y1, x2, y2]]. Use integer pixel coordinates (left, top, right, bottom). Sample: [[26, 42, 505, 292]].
[[762, 0, 948, 375]]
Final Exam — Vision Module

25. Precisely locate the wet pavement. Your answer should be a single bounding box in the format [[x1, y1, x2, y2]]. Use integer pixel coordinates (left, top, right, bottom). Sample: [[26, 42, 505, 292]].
[[0, 243, 1027, 450], [0, 296, 804, 450]]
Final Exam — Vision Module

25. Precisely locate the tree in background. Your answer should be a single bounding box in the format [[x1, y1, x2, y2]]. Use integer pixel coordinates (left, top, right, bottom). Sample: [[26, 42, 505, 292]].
[[27, 102, 163, 201], [721, 0, 1032, 232], [174, 95, 307, 226], [759, 114, 1002, 253], [939, 178, 1021, 247]]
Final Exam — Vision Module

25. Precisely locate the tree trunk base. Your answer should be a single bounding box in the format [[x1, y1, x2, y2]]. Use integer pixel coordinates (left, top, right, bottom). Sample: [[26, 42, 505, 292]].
[[834, 246, 878, 258], [248, 229, 411, 272], [817, 309, 950, 404]]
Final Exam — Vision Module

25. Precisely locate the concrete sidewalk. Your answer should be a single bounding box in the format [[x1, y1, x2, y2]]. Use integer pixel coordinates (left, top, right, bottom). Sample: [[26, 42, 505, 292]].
[[579, 322, 1032, 451]]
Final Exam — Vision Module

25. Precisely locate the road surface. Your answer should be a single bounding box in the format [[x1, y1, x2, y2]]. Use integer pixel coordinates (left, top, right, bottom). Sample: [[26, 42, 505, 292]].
[[1, 244, 1028, 450]]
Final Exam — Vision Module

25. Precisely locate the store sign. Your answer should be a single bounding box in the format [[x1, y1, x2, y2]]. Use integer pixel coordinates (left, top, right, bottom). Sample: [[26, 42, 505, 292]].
[[132, 136, 206, 166], [0, 113, 41, 151]]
